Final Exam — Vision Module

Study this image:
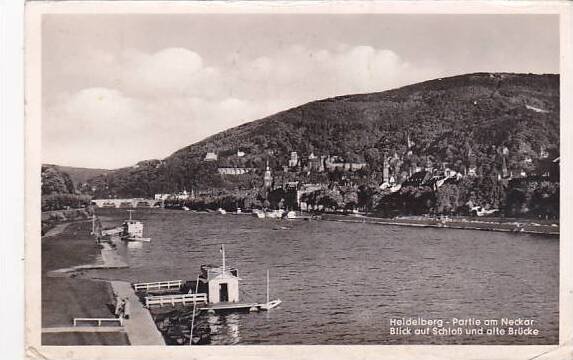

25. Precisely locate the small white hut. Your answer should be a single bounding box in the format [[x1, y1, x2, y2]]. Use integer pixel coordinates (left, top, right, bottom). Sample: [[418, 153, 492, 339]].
[[198, 264, 241, 304]]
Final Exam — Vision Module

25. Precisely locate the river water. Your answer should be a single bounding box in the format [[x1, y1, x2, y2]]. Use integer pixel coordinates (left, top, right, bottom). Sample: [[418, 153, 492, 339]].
[[93, 208, 558, 345]]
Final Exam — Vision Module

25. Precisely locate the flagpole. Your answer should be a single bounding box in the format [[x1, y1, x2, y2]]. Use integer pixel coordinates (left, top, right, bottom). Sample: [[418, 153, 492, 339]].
[[222, 244, 225, 277], [189, 274, 200, 345]]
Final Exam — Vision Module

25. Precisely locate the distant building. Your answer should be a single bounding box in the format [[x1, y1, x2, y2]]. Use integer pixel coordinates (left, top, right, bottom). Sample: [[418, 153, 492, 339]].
[[288, 152, 299, 167], [402, 171, 431, 187], [204, 152, 218, 161], [175, 190, 192, 200], [154, 194, 171, 200], [324, 156, 366, 172], [217, 167, 254, 175], [263, 161, 273, 188], [501, 157, 509, 178], [153, 190, 192, 201], [308, 156, 324, 172], [382, 158, 390, 183]]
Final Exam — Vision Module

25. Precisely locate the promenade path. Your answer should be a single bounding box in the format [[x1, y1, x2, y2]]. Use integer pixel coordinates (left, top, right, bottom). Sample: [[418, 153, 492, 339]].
[[100, 241, 129, 268], [111, 281, 166, 345], [42, 326, 124, 333]]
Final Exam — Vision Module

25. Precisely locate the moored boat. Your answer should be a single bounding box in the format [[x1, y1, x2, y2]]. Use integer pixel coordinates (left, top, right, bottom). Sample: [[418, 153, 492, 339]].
[[253, 209, 266, 218], [286, 211, 297, 219], [121, 210, 151, 242]]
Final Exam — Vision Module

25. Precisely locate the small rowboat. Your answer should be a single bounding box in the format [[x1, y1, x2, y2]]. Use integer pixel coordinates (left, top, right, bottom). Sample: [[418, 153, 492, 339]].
[[259, 299, 282, 311], [124, 237, 151, 242]]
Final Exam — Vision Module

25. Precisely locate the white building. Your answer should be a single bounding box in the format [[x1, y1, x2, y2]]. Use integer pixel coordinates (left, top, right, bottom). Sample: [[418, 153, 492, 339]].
[[288, 152, 299, 167], [217, 167, 254, 175], [154, 193, 171, 200], [204, 152, 218, 161], [199, 265, 241, 304]]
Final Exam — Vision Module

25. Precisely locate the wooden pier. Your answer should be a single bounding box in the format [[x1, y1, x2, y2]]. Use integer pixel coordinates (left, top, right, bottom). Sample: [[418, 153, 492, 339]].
[[101, 227, 122, 236], [199, 302, 259, 313], [145, 293, 207, 308], [133, 280, 182, 293]]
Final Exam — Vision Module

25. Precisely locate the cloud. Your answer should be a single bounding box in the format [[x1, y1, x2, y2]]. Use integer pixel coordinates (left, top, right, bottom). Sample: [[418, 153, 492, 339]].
[[120, 48, 223, 98], [43, 88, 291, 169], [43, 45, 443, 168]]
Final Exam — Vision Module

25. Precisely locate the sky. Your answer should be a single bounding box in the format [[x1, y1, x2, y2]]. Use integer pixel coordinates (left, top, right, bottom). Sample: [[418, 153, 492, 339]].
[[42, 14, 559, 169]]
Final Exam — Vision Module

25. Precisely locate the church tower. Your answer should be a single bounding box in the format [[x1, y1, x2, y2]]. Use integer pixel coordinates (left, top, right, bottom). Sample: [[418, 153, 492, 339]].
[[382, 156, 390, 183], [263, 160, 273, 189]]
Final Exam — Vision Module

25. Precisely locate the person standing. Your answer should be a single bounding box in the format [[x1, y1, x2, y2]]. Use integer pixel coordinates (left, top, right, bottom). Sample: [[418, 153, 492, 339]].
[[123, 298, 130, 320], [114, 296, 123, 318]]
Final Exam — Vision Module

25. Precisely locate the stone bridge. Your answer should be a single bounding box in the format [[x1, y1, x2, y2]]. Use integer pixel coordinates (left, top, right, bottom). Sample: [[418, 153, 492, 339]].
[[91, 198, 162, 208]]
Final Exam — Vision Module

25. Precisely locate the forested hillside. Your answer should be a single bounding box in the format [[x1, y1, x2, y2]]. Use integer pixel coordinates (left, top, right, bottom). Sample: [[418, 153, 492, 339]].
[[84, 72, 558, 199]]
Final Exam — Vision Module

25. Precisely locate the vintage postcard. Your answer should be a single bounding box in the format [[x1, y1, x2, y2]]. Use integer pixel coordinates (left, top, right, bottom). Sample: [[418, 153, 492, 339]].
[[25, 1, 572, 359]]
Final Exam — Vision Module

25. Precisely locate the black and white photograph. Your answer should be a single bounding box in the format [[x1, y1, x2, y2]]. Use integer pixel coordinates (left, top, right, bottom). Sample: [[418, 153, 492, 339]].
[[24, 1, 572, 358]]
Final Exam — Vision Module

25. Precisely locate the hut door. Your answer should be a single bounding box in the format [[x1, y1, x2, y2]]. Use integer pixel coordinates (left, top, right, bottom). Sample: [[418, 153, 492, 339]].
[[219, 283, 229, 302]]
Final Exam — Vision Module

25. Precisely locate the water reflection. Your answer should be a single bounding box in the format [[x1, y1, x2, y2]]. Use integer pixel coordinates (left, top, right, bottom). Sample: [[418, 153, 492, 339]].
[[203, 313, 241, 345]]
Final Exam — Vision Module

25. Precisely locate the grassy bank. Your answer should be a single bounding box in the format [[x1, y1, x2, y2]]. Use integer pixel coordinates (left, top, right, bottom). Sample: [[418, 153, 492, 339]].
[[42, 332, 129, 346], [41, 220, 130, 345], [41, 207, 93, 236]]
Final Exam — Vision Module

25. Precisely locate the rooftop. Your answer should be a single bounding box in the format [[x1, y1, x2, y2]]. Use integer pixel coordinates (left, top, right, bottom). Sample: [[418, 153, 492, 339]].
[[199, 264, 240, 281]]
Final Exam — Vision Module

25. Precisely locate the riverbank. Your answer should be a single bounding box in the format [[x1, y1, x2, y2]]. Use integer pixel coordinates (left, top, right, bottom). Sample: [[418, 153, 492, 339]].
[[41, 220, 130, 345], [41, 207, 93, 235], [42, 217, 168, 345], [321, 214, 559, 236]]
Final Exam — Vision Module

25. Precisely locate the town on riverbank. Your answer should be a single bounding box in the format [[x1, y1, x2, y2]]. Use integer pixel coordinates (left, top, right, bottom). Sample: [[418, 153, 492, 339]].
[[42, 141, 559, 238]]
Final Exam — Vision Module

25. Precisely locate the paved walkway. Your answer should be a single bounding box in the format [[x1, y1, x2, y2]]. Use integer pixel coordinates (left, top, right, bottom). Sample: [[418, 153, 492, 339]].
[[42, 223, 70, 238], [42, 326, 125, 333], [111, 281, 166, 345], [100, 242, 129, 268]]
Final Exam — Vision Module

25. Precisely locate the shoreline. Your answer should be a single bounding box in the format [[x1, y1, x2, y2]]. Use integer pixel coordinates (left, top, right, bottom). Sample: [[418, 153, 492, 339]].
[[42, 219, 164, 345], [319, 214, 559, 236], [158, 207, 559, 236], [41, 220, 130, 345]]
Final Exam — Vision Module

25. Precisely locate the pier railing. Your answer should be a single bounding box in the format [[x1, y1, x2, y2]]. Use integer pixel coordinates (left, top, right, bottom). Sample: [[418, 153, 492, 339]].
[[73, 317, 124, 327], [101, 227, 122, 236], [133, 280, 183, 292], [145, 293, 208, 308]]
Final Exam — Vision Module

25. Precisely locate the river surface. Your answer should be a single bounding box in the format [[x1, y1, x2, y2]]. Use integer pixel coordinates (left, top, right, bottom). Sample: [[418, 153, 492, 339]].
[[92, 208, 558, 345]]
